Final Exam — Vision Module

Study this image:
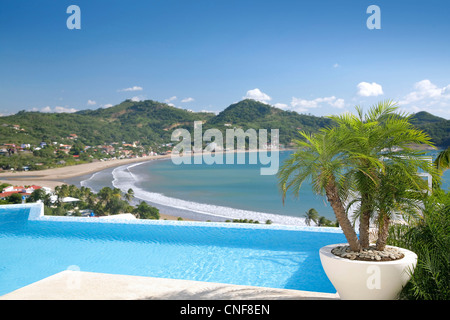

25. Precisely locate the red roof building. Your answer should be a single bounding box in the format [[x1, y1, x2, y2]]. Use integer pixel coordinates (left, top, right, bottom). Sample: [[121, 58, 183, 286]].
[[0, 185, 42, 199]]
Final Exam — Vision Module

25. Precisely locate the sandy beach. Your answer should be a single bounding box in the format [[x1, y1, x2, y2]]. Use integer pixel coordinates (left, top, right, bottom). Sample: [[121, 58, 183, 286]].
[[0, 155, 172, 189], [0, 149, 289, 222], [0, 149, 287, 188]]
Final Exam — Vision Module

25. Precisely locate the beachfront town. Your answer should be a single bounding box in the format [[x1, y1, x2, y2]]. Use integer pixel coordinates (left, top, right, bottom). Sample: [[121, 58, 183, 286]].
[[0, 122, 283, 173], [0, 129, 169, 172], [0, 181, 161, 220], [0, 184, 87, 217]]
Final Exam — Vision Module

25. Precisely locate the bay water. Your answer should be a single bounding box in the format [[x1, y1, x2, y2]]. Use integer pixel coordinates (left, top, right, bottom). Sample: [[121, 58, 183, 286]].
[[79, 150, 449, 225]]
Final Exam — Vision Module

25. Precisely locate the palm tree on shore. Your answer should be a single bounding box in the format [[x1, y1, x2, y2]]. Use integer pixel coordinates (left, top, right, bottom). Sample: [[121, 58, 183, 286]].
[[124, 188, 134, 202], [279, 101, 437, 252], [54, 184, 69, 204], [304, 208, 319, 226], [97, 187, 113, 205]]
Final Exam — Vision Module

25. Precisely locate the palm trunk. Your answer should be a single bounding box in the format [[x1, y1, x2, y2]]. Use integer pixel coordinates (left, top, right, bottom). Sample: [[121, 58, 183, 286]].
[[359, 194, 371, 249], [359, 212, 371, 248], [358, 165, 376, 249], [325, 180, 361, 252], [376, 214, 390, 251]]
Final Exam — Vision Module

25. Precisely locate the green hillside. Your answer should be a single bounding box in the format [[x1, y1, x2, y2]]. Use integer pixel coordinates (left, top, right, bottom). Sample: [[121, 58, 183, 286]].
[[0, 99, 448, 149], [410, 111, 450, 147], [206, 99, 332, 145], [0, 100, 214, 148]]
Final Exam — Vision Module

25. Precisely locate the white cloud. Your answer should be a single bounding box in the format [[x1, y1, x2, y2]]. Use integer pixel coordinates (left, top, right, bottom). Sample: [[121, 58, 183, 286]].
[[273, 96, 345, 113], [273, 103, 289, 110], [102, 103, 114, 109], [243, 88, 272, 103], [87, 100, 97, 106], [332, 98, 345, 109], [39, 106, 78, 113], [119, 86, 143, 92], [399, 79, 450, 105], [333, 63, 340, 68], [398, 79, 450, 118], [181, 97, 195, 103], [128, 94, 147, 102], [289, 96, 345, 112], [164, 96, 177, 103], [55, 106, 78, 113], [200, 109, 219, 115], [357, 82, 384, 97]]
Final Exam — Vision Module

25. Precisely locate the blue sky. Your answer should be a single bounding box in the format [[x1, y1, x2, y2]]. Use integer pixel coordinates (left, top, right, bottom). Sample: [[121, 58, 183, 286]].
[[1, 0, 449, 118]]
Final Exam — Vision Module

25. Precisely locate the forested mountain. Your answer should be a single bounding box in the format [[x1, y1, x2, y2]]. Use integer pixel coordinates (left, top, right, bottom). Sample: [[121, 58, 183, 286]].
[[205, 99, 332, 145], [0, 100, 214, 148], [410, 111, 450, 147], [0, 99, 448, 148]]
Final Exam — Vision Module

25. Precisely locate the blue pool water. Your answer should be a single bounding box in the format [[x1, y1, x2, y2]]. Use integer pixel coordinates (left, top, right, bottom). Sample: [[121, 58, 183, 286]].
[[0, 204, 345, 296]]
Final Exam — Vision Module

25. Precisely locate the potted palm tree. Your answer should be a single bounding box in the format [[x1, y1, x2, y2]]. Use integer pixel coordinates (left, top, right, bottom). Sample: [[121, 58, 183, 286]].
[[278, 101, 439, 299]]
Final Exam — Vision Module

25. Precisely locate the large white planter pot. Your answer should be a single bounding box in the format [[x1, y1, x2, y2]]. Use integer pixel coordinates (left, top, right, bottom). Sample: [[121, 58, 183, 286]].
[[319, 243, 417, 300]]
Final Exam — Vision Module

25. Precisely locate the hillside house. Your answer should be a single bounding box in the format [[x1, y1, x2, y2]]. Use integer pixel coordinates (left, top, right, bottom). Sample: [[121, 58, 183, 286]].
[[0, 185, 42, 200]]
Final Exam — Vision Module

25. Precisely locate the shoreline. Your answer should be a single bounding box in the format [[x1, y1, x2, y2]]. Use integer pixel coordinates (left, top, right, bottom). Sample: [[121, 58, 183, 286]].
[[105, 152, 310, 226], [0, 155, 190, 221], [0, 149, 293, 222], [0, 148, 292, 188], [0, 155, 172, 190]]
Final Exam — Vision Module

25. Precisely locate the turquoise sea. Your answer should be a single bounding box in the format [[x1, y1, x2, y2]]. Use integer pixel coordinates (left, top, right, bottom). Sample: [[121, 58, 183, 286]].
[[80, 150, 449, 225], [122, 151, 332, 224]]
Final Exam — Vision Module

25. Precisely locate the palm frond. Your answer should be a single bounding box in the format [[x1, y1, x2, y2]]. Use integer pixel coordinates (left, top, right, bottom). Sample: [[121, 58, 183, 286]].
[[434, 147, 450, 171]]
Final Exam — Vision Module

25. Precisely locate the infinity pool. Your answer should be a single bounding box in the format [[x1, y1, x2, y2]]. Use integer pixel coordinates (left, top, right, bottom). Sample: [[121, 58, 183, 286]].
[[0, 204, 345, 296]]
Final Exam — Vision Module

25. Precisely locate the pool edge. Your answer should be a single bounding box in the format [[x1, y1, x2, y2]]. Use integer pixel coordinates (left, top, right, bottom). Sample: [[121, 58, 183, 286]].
[[12, 202, 343, 234]]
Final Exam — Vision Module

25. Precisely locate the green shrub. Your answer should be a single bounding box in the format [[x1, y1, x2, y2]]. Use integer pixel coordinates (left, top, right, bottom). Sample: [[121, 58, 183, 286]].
[[6, 193, 23, 204], [133, 201, 160, 220], [388, 190, 449, 300]]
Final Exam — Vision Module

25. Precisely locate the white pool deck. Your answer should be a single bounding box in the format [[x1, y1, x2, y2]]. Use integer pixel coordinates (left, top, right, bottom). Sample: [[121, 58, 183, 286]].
[[1, 271, 339, 300], [1, 203, 341, 300]]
